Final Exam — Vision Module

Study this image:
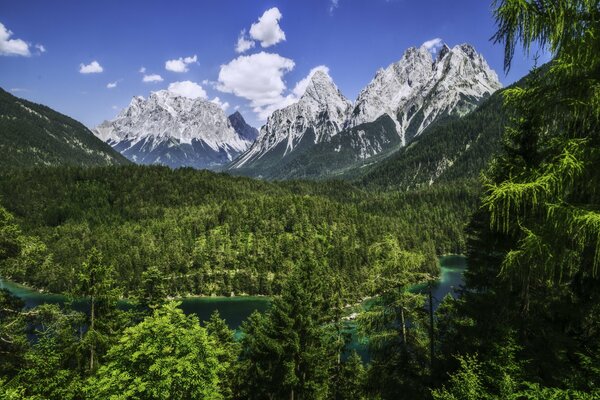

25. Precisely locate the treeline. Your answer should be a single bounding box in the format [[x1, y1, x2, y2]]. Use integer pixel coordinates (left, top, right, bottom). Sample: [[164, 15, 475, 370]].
[[0, 165, 477, 297]]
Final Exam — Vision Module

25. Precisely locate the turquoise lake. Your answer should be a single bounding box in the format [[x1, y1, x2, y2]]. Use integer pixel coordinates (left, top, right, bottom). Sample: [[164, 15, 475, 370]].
[[0, 255, 466, 329]]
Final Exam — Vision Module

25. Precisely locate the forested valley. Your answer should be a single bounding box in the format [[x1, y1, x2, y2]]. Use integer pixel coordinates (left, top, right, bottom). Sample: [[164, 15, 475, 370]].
[[1, 0, 600, 399]]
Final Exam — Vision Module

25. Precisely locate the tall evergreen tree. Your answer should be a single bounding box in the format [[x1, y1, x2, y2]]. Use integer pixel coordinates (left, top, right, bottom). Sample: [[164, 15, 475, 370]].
[[236, 258, 337, 400], [74, 247, 120, 371]]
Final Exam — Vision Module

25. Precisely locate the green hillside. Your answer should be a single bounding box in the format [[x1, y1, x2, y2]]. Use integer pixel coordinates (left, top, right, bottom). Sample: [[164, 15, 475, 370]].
[[0, 88, 129, 168]]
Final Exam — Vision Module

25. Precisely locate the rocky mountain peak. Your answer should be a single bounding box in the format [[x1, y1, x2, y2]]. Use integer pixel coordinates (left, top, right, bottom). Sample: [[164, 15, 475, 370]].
[[228, 111, 259, 142], [93, 91, 252, 169], [347, 42, 502, 144]]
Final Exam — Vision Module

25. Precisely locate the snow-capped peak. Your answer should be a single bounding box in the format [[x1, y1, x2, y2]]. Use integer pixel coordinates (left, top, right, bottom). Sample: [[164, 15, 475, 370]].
[[229, 70, 352, 168], [347, 42, 502, 144], [93, 90, 253, 169]]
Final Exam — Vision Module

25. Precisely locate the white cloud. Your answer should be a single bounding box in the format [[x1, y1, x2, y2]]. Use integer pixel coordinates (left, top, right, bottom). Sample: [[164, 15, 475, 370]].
[[422, 38, 444, 55], [165, 54, 198, 73], [329, 0, 339, 14], [143, 74, 163, 83], [139, 66, 146, 73], [249, 8, 286, 48], [35, 44, 45, 53], [79, 60, 103, 74], [107, 81, 118, 89], [112, 105, 118, 110], [168, 80, 207, 99], [0, 22, 31, 56], [292, 65, 330, 97], [217, 51, 295, 120], [235, 29, 255, 53], [9, 88, 28, 93], [211, 97, 230, 111]]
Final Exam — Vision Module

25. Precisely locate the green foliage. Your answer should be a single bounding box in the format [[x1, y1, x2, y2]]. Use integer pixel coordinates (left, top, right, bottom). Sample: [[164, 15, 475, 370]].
[[437, 0, 600, 396], [0, 207, 21, 261], [432, 352, 599, 400], [431, 355, 484, 400], [0, 87, 129, 169], [336, 352, 367, 400], [75, 247, 121, 371], [357, 241, 431, 399], [135, 265, 167, 310], [0, 289, 27, 377], [206, 311, 240, 400], [85, 302, 223, 400]]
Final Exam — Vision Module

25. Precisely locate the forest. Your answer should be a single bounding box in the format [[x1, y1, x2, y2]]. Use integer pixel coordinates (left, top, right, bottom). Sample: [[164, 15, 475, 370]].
[[1, 0, 600, 399]]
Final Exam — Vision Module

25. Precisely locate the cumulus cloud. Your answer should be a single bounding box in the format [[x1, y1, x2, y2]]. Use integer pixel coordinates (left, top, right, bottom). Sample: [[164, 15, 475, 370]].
[[143, 74, 163, 83], [79, 60, 103, 74], [249, 8, 286, 48], [422, 38, 444, 55], [165, 54, 198, 73], [211, 97, 230, 111], [168, 80, 207, 99], [139, 66, 146, 73], [292, 65, 330, 97], [0, 22, 32, 56], [107, 81, 118, 89], [217, 51, 295, 120], [235, 30, 255, 53], [35, 44, 45, 53]]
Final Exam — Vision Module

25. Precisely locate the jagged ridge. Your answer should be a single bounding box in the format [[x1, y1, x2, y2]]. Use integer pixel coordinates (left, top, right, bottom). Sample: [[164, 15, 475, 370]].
[[228, 42, 502, 179]]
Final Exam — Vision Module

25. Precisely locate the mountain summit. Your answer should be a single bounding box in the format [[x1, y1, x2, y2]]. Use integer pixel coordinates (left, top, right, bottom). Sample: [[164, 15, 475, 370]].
[[347, 43, 502, 145], [93, 91, 252, 169], [230, 69, 352, 170]]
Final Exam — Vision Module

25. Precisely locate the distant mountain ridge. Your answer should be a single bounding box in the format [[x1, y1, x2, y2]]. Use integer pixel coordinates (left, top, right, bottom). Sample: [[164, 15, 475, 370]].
[[93, 91, 254, 169], [227, 42, 502, 179], [0, 88, 129, 168]]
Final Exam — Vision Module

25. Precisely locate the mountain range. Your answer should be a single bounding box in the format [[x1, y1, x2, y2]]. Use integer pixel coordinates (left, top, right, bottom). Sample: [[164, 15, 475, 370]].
[[227, 43, 501, 178], [88, 42, 501, 179], [1, 41, 508, 186]]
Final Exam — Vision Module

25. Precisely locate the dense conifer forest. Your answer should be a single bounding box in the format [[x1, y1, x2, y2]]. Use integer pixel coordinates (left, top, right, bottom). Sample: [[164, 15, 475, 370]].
[[0, 166, 475, 296], [1, 0, 599, 399]]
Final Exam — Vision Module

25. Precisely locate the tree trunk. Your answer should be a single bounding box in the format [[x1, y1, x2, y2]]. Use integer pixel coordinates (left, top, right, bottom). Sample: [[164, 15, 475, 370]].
[[89, 295, 95, 371], [428, 285, 435, 373], [400, 307, 407, 347]]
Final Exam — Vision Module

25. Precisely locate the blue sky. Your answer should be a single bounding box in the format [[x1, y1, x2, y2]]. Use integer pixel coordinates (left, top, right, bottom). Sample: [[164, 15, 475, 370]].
[[0, 0, 548, 128]]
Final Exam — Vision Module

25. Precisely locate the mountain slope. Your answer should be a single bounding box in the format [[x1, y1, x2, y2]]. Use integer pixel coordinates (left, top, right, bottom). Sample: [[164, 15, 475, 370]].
[[94, 91, 252, 169], [356, 85, 508, 190], [0, 88, 129, 168]]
